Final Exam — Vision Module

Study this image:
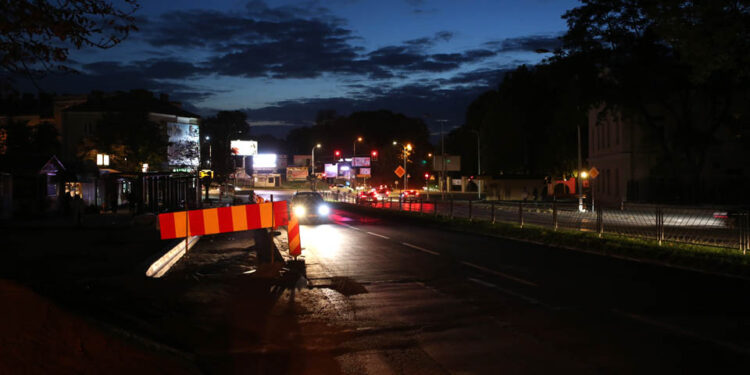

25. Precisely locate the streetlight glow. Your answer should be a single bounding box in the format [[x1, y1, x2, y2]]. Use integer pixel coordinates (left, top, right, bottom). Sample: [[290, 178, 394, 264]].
[[581, 171, 589, 179], [316, 143, 322, 148], [406, 144, 413, 151]]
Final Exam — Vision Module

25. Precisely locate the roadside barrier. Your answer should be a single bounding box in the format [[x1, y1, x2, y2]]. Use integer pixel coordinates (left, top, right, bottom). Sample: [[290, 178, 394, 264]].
[[322, 191, 750, 252], [158, 201, 288, 239]]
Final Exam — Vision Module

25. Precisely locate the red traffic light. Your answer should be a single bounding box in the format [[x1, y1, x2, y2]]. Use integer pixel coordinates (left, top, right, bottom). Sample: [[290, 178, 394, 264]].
[[424, 172, 430, 179], [334, 150, 341, 157], [371, 150, 378, 157]]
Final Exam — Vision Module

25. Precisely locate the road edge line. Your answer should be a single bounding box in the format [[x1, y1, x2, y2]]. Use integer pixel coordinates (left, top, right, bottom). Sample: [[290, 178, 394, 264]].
[[461, 261, 538, 287], [401, 242, 440, 255]]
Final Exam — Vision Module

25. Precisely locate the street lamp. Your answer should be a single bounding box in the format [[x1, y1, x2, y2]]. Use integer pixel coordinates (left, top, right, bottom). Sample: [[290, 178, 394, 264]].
[[352, 136, 363, 187], [394, 141, 413, 190], [469, 129, 481, 200], [311, 143, 321, 191], [204, 136, 212, 168]]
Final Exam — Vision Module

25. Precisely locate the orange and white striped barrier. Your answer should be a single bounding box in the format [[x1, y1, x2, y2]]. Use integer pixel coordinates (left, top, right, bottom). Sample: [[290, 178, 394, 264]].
[[158, 201, 289, 240], [288, 214, 301, 257]]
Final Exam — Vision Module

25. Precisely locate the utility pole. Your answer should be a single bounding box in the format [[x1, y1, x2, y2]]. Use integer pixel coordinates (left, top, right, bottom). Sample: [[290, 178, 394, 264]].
[[438, 119, 447, 199], [577, 124, 583, 212]]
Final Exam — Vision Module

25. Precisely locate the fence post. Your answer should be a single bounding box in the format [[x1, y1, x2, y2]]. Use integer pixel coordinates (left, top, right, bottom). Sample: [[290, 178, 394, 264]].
[[656, 207, 663, 246], [552, 201, 558, 231], [449, 198, 454, 219], [597, 206, 603, 238], [737, 212, 750, 255], [491, 201, 496, 224], [519, 201, 524, 228], [419, 196, 424, 214], [468, 200, 473, 221]]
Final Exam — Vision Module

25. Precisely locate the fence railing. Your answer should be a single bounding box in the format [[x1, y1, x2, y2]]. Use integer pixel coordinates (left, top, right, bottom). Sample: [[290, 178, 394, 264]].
[[321, 191, 750, 253]]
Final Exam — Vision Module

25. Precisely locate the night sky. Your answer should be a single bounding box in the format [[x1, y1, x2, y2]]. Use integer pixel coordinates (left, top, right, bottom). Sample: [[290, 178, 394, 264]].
[[21, 0, 580, 138]]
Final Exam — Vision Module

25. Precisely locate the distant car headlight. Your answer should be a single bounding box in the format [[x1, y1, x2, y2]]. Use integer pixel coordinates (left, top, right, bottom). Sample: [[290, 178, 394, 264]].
[[293, 205, 306, 217], [317, 204, 330, 216]]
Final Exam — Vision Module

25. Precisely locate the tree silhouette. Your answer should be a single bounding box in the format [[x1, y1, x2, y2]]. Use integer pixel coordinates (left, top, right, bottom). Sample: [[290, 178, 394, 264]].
[[1, 0, 139, 88]]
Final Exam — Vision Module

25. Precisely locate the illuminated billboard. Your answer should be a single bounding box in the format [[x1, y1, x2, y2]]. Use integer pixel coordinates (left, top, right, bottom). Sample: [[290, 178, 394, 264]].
[[230, 140, 258, 156], [286, 166, 308, 181], [352, 157, 371, 167], [167, 122, 199, 171], [357, 167, 371, 177], [324, 163, 337, 178], [252, 154, 277, 169]]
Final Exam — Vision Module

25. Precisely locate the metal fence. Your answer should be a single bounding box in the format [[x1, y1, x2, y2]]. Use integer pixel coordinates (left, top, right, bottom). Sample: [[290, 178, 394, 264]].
[[321, 191, 750, 254]]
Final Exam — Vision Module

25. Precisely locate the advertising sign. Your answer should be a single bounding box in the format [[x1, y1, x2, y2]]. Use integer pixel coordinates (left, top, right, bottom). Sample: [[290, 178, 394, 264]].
[[352, 157, 371, 167], [357, 167, 371, 177], [167, 122, 200, 170], [338, 163, 352, 179], [230, 140, 258, 156], [324, 163, 338, 178], [252, 154, 277, 169], [286, 166, 309, 181]]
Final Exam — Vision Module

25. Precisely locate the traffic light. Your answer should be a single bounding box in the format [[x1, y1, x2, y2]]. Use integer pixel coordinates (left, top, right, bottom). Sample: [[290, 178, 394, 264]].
[[371, 150, 378, 158], [334, 150, 341, 158], [424, 172, 430, 179]]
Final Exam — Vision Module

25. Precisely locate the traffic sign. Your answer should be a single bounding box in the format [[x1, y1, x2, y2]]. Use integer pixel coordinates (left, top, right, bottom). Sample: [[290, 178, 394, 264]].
[[589, 167, 599, 179], [394, 166, 405, 178]]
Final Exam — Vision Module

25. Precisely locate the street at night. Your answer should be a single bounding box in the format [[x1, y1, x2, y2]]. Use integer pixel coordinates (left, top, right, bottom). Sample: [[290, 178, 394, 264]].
[[3, 0, 750, 373]]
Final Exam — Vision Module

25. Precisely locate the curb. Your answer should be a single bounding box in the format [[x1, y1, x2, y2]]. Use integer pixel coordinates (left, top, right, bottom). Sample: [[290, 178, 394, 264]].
[[146, 236, 200, 278]]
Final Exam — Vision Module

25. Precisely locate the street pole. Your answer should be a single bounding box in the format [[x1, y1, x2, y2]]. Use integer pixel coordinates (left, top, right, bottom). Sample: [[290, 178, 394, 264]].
[[403, 147, 407, 191], [311, 145, 317, 191], [577, 124, 583, 212], [471, 130, 481, 200], [439, 120, 446, 199]]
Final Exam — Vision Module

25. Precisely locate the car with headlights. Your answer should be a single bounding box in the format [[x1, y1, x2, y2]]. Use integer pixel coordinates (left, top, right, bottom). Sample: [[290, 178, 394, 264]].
[[358, 190, 379, 203], [290, 192, 330, 223], [329, 184, 354, 194], [400, 189, 421, 202]]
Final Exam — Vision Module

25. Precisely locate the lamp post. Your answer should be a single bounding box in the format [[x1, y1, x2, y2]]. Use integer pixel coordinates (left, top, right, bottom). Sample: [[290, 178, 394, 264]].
[[393, 141, 412, 191], [205, 136, 212, 168], [311, 143, 321, 191], [352, 136, 362, 187], [577, 124, 584, 212], [469, 130, 481, 200]]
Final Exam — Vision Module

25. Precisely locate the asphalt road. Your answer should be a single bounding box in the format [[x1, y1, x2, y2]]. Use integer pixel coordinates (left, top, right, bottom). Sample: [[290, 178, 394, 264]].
[[289, 207, 750, 373]]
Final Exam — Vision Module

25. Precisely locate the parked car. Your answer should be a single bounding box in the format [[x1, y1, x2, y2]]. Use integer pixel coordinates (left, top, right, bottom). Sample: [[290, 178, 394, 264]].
[[400, 189, 421, 202], [291, 192, 330, 223]]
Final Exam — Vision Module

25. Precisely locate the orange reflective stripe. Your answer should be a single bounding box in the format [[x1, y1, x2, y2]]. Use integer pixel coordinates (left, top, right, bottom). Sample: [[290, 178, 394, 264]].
[[231, 205, 248, 231], [259, 203, 272, 228], [203, 208, 220, 235], [173, 211, 187, 238], [288, 215, 301, 256]]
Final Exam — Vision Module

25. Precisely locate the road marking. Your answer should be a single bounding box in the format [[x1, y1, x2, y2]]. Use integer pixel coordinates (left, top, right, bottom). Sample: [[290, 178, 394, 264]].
[[340, 223, 360, 231], [467, 278, 557, 310], [401, 242, 439, 256], [366, 231, 390, 239], [461, 261, 538, 287], [612, 309, 750, 355]]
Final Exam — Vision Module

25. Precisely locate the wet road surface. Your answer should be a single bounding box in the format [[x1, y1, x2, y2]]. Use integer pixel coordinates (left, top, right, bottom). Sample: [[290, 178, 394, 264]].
[[287, 208, 750, 373]]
